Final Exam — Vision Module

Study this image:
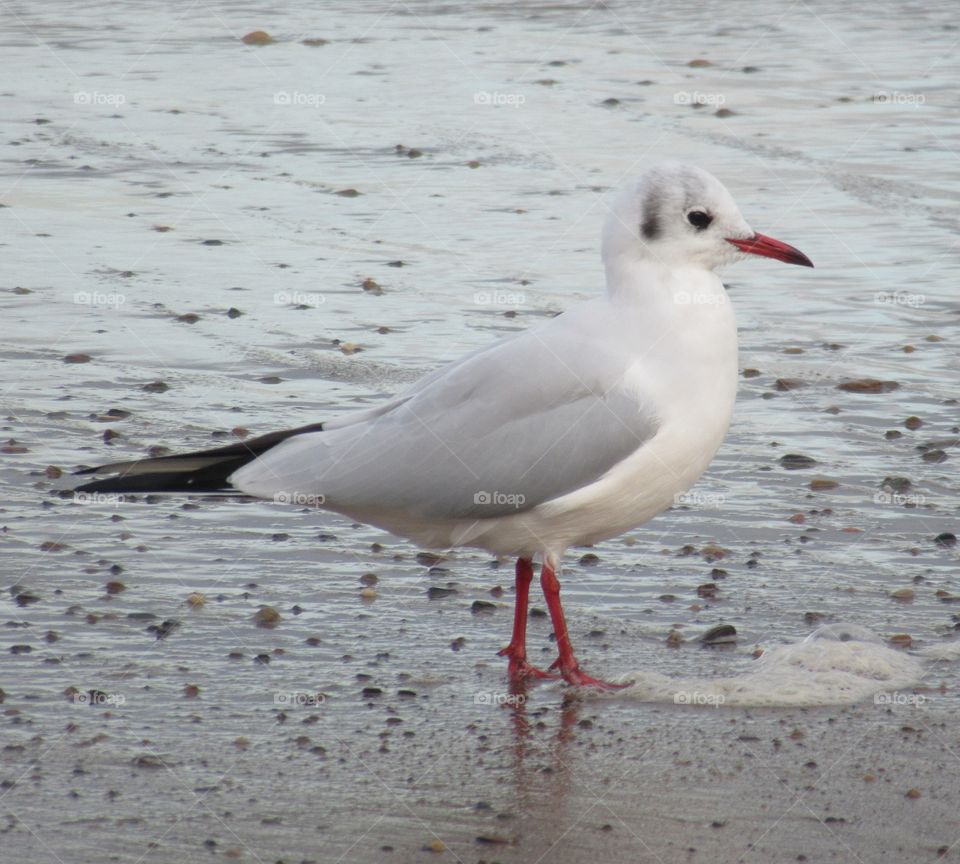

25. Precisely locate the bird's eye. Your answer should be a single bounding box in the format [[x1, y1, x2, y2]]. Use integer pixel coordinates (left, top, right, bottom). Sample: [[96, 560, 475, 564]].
[[687, 210, 712, 230]]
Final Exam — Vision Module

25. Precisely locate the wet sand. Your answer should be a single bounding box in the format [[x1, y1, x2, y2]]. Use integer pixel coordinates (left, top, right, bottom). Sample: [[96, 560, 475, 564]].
[[2, 2, 959, 862]]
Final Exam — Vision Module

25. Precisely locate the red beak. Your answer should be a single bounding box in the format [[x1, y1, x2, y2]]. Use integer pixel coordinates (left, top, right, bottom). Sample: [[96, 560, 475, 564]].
[[727, 232, 813, 268]]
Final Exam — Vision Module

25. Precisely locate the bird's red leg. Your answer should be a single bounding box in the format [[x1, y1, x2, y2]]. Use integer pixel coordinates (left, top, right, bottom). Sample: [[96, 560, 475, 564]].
[[498, 558, 559, 682], [541, 559, 627, 689]]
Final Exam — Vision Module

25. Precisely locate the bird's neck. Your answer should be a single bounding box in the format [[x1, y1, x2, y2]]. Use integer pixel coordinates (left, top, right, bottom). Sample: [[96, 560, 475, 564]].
[[603, 254, 722, 305]]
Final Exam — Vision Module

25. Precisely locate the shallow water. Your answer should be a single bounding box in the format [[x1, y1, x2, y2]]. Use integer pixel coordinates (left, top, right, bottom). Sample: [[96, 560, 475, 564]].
[[2, 2, 960, 862]]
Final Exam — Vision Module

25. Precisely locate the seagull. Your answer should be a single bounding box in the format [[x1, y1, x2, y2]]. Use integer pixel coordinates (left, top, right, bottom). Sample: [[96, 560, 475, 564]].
[[75, 162, 813, 688]]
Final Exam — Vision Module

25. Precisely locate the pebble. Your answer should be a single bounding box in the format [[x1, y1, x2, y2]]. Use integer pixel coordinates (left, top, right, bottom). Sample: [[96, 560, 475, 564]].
[[889, 634, 913, 649], [700, 624, 737, 645], [335, 188, 360, 197], [890, 588, 914, 602], [471, 600, 497, 615], [780, 454, 817, 470], [427, 586, 457, 599], [142, 380, 169, 393], [63, 353, 92, 364], [186, 592, 206, 608], [837, 378, 899, 394], [809, 478, 839, 490], [775, 378, 806, 391], [934, 533, 956, 548], [904, 416, 923, 430], [253, 606, 281, 628], [241, 31, 274, 45], [578, 553, 600, 566]]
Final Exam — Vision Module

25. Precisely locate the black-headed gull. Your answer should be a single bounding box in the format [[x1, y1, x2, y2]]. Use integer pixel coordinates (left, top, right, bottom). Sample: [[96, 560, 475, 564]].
[[76, 162, 813, 688]]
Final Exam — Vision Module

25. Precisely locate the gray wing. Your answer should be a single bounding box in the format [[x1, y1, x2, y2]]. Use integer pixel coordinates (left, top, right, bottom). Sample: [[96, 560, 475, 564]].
[[232, 318, 660, 519]]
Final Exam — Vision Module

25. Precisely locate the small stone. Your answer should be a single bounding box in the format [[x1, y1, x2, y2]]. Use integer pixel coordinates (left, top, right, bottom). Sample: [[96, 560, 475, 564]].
[[104, 581, 126, 595], [810, 478, 839, 490], [700, 624, 737, 645], [775, 378, 806, 391], [780, 454, 817, 470], [742, 368, 761, 378], [63, 353, 92, 364], [837, 379, 899, 394], [905, 788, 922, 799], [183, 684, 200, 698], [697, 583, 718, 599], [242, 30, 274, 45], [186, 592, 206, 608], [142, 380, 169, 393], [890, 588, 914, 602], [688, 58, 712, 67], [335, 188, 360, 197], [253, 606, 281, 628], [578, 553, 600, 566], [934, 533, 956, 548], [889, 634, 913, 649], [427, 586, 457, 599], [471, 600, 497, 614], [361, 278, 383, 294], [904, 416, 923, 430], [359, 588, 377, 600]]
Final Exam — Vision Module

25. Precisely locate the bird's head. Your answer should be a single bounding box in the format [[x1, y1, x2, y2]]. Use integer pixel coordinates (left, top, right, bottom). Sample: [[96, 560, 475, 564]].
[[602, 162, 813, 272]]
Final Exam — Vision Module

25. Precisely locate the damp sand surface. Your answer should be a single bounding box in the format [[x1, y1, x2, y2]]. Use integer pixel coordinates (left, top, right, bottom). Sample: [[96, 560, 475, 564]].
[[2, 3, 960, 862]]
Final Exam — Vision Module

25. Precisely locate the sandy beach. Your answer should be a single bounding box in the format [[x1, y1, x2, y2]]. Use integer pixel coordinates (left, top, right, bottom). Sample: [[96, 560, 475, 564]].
[[2, 2, 959, 861]]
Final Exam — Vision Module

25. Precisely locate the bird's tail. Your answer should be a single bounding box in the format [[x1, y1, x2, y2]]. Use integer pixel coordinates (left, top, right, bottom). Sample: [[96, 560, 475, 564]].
[[73, 421, 325, 494]]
